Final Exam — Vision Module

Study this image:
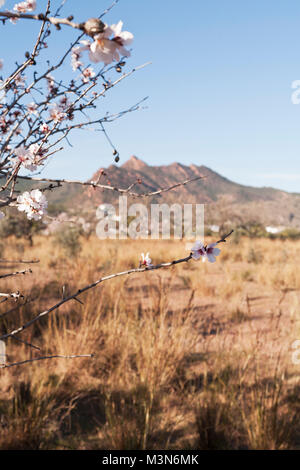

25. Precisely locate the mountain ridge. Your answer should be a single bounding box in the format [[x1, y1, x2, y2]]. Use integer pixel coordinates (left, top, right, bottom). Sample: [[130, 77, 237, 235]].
[[4, 156, 300, 226]]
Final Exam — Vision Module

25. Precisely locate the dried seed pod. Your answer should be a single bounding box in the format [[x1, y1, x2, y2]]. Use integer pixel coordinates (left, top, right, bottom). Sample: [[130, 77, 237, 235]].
[[83, 18, 105, 37]]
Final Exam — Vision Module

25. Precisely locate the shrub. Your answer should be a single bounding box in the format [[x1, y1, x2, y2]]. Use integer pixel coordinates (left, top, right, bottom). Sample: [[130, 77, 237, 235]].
[[0, 210, 44, 246], [53, 225, 83, 258]]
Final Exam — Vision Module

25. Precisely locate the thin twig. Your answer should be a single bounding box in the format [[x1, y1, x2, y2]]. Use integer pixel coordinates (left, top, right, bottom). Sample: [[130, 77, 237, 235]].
[[0, 296, 38, 320], [0, 291, 23, 300], [0, 259, 39, 264], [0, 268, 32, 280], [0, 354, 94, 368], [0, 2, 51, 91]]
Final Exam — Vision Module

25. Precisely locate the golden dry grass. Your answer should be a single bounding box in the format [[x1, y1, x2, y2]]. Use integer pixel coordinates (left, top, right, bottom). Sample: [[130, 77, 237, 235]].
[[0, 234, 299, 449]]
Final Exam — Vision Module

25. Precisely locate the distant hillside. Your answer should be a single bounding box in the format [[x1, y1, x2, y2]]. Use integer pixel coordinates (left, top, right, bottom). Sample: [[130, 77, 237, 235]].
[[4, 156, 300, 226]]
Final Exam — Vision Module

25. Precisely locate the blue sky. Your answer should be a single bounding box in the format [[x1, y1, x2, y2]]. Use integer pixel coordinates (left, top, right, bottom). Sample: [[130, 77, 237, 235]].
[[2, 0, 300, 192]]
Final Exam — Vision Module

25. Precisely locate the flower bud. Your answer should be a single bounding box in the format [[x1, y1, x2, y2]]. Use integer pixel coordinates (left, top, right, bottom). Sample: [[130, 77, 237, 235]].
[[83, 18, 105, 37]]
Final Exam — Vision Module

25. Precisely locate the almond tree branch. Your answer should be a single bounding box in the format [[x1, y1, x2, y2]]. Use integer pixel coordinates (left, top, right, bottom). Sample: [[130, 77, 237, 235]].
[[0, 231, 233, 342], [0, 354, 94, 369], [0, 258, 39, 264], [0, 296, 38, 320], [0, 291, 23, 300], [215, 230, 234, 244], [0, 173, 205, 199], [0, 10, 84, 34], [0, 1, 51, 91], [0, 268, 32, 279]]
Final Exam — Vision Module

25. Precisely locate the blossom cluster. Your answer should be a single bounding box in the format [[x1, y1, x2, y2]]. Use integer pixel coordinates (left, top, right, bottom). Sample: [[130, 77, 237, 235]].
[[16, 189, 48, 220], [72, 20, 134, 68], [13, 0, 36, 14], [9, 143, 45, 172], [39, 95, 73, 133]]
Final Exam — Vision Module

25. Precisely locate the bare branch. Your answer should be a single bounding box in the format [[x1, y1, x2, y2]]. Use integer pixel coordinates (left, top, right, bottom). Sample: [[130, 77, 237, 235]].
[[0, 296, 38, 320], [0, 10, 86, 34], [0, 1, 51, 91], [0, 354, 94, 369], [215, 230, 234, 244], [0, 291, 23, 300], [0, 258, 39, 264], [0, 268, 32, 279], [0, 172, 205, 199]]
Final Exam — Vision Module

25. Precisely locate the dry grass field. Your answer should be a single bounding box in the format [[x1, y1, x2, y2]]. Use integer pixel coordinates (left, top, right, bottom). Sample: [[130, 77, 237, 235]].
[[0, 234, 300, 450]]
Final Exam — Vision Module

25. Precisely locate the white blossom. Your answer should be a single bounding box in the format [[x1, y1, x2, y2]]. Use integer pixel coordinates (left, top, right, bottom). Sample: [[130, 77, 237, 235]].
[[191, 241, 221, 263], [0, 211, 5, 219], [81, 67, 95, 83], [9, 144, 43, 172], [77, 21, 133, 65], [10, 16, 19, 24], [26, 0, 36, 10], [27, 101, 38, 115], [49, 103, 66, 123], [71, 46, 83, 71], [205, 243, 221, 263], [39, 122, 50, 134], [13, 0, 36, 13], [46, 74, 55, 93], [110, 20, 134, 55], [14, 73, 25, 87], [140, 252, 153, 268], [16, 189, 48, 220]]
